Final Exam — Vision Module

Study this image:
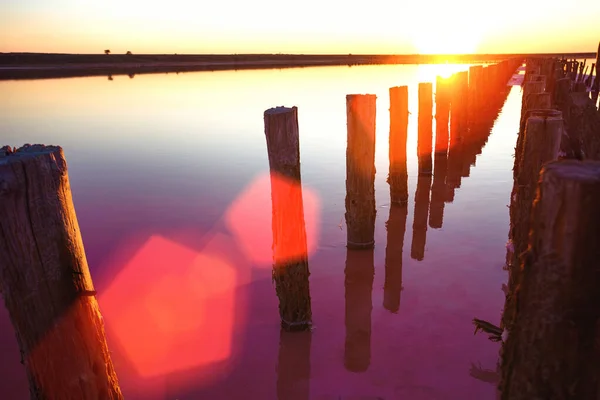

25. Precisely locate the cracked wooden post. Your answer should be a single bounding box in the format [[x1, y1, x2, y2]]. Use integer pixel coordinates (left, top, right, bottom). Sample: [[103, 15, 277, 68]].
[[388, 86, 409, 204], [0, 144, 123, 400], [345, 94, 377, 249], [435, 76, 451, 155], [264, 106, 312, 331], [502, 115, 563, 330], [450, 71, 469, 145], [500, 160, 600, 400], [418, 82, 433, 176]]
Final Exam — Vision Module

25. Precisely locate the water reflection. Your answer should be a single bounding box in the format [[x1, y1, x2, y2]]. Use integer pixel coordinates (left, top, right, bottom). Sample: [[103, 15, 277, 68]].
[[429, 152, 448, 228], [276, 330, 311, 400], [344, 248, 374, 372], [383, 203, 408, 313], [410, 175, 432, 261]]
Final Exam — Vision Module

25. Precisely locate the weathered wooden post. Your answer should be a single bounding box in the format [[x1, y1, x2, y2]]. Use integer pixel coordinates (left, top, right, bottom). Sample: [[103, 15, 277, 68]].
[[0, 144, 123, 400], [264, 106, 312, 331], [383, 203, 408, 313], [388, 86, 409, 204], [469, 65, 483, 113], [418, 82, 433, 175], [346, 94, 377, 249], [277, 330, 311, 400], [450, 71, 469, 143], [503, 115, 563, 329], [429, 151, 448, 229], [410, 175, 432, 261], [500, 160, 600, 400], [344, 248, 374, 372], [592, 41, 600, 98], [435, 76, 451, 155]]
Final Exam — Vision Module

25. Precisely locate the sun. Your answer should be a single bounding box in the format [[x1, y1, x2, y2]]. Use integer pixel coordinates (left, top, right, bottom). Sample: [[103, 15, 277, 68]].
[[413, 30, 480, 55], [407, 3, 484, 55]]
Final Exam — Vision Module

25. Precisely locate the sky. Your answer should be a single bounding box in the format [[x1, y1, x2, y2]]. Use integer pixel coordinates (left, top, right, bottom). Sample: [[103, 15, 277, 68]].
[[1, 0, 599, 54]]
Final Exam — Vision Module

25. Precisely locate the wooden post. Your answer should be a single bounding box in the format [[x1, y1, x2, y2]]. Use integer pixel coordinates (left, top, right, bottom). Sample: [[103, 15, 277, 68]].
[[418, 82, 433, 175], [264, 106, 312, 331], [593, 41, 600, 96], [383, 203, 408, 313], [0, 144, 123, 399], [450, 71, 469, 144], [344, 248, 374, 372], [429, 151, 447, 228], [500, 160, 600, 400], [346, 94, 377, 249], [388, 86, 409, 204], [469, 65, 483, 113], [277, 330, 311, 400], [435, 76, 451, 154], [410, 175, 432, 261], [502, 116, 563, 330]]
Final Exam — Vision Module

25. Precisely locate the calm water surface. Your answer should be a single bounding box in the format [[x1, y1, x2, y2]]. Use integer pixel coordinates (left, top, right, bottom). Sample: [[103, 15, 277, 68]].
[[0, 64, 521, 399]]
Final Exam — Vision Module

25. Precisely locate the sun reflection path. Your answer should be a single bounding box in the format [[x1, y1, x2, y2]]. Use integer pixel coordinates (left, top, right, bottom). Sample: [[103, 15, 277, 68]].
[[98, 171, 320, 384]]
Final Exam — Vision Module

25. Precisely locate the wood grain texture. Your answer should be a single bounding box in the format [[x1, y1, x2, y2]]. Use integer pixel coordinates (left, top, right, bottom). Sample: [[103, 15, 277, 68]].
[[418, 83, 433, 175], [388, 86, 409, 204], [345, 94, 377, 249], [434, 76, 451, 154], [503, 116, 562, 330], [264, 107, 312, 331], [0, 144, 122, 400], [501, 160, 600, 400]]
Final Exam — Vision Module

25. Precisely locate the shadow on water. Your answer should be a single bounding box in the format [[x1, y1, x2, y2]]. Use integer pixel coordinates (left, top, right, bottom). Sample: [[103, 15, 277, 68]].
[[344, 247, 375, 373]]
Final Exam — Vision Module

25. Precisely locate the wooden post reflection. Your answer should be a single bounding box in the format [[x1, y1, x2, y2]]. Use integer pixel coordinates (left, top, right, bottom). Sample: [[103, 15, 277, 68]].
[[410, 175, 432, 261], [344, 248, 374, 372], [383, 203, 408, 313], [445, 139, 463, 203], [429, 151, 447, 229], [276, 329, 311, 400]]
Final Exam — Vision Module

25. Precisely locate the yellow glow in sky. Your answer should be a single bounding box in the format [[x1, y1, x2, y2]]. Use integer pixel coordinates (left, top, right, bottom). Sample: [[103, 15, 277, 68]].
[[0, 0, 598, 54]]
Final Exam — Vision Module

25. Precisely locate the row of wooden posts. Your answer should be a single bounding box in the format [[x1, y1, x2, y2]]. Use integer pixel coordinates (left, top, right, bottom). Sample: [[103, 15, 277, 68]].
[[0, 58, 522, 399], [267, 58, 523, 332], [472, 48, 600, 399]]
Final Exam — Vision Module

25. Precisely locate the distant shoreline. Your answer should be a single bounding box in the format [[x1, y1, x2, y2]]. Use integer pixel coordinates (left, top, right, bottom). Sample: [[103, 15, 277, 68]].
[[0, 52, 595, 80]]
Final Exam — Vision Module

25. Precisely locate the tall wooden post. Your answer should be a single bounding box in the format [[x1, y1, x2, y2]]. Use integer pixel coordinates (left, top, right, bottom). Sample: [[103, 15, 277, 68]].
[[388, 86, 409, 204], [383, 203, 408, 313], [345, 94, 377, 249], [500, 160, 600, 400], [0, 144, 123, 400], [344, 248, 374, 372], [435, 76, 451, 155], [418, 83, 433, 175], [451, 71, 469, 144], [264, 106, 312, 331]]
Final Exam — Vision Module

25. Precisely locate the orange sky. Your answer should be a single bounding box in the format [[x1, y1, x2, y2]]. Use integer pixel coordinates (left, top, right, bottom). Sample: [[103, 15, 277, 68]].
[[1, 0, 598, 54]]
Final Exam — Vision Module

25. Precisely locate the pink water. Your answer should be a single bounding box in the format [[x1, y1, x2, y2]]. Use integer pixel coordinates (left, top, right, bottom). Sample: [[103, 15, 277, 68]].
[[0, 64, 521, 399]]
